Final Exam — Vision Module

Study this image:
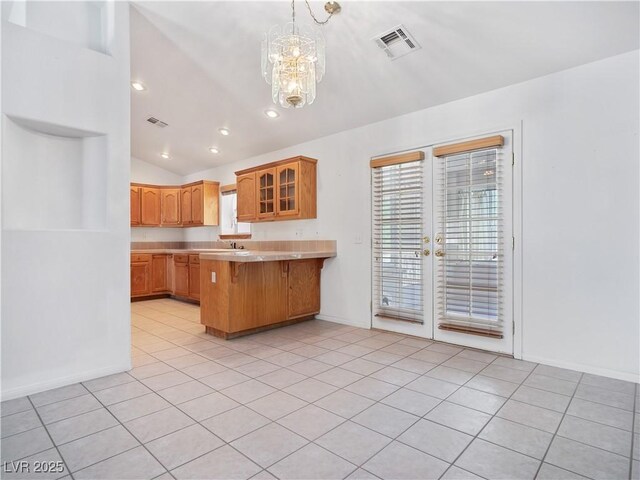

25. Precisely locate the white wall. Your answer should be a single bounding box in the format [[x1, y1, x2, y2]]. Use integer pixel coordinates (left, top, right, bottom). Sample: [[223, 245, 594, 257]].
[[184, 51, 640, 382], [131, 156, 182, 185], [1, 2, 131, 400], [130, 156, 184, 242]]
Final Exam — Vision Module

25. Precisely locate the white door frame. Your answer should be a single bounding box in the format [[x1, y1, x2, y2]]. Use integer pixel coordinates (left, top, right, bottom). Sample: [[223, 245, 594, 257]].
[[370, 122, 524, 359], [432, 130, 514, 355], [371, 150, 433, 339]]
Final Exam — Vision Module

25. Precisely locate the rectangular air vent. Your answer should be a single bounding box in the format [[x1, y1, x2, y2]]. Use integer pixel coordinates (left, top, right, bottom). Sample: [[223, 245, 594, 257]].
[[146, 116, 168, 128], [373, 25, 421, 60]]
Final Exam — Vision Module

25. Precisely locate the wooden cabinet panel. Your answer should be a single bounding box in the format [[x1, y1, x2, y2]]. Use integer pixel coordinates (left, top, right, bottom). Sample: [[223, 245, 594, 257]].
[[131, 186, 141, 226], [256, 168, 276, 219], [202, 182, 220, 226], [141, 188, 161, 226], [152, 255, 168, 292], [131, 261, 151, 296], [181, 187, 192, 225], [191, 185, 204, 225], [237, 173, 256, 222], [161, 189, 181, 225], [174, 260, 190, 297], [287, 259, 320, 319], [189, 263, 200, 300], [276, 163, 300, 217]]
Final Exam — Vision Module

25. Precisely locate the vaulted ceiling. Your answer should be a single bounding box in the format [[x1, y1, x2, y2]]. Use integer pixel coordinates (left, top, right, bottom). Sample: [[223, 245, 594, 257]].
[[130, 1, 639, 175]]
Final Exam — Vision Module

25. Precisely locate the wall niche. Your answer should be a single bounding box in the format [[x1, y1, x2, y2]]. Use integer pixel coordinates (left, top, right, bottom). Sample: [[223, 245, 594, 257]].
[[2, 115, 108, 231]]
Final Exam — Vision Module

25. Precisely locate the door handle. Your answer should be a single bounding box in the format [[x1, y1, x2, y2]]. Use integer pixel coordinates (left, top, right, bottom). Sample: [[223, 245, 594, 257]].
[[423, 249, 430, 257], [435, 250, 445, 257]]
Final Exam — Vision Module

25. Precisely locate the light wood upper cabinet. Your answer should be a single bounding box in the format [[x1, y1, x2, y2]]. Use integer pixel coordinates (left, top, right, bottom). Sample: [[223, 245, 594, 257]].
[[131, 187, 141, 226], [257, 168, 276, 220], [131, 180, 219, 228], [276, 163, 300, 217], [141, 188, 161, 225], [236, 173, 256, 222], [235, 156, 317, 223], [161, 189, 181, 226], [181, 187, 192, 225], [191, 184, 204, 225], [181, 181, 219, 227]]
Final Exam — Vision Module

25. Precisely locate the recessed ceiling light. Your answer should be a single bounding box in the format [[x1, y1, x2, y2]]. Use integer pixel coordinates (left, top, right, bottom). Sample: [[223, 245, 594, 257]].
[[209, 147, 219, 154], [264, 109, 280, 118], [218, 127, 230, 136], [131, 82, 146, 91], [161, 153, 170, 159]]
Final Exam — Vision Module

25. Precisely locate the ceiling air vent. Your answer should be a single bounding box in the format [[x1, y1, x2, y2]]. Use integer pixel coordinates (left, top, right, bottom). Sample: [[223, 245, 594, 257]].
[[146, 116, 168, 128], [373, 25, 421, 60]]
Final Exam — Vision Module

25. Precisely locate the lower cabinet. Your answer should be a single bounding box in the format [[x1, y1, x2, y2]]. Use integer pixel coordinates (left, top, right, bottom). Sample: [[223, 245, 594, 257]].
[[200, 258, 324, 338], [287, 259, 321, 319], [131, 255, 152, 297], [188, 255, 200, 301], [131, 252, 201, 303], [173, 255, 190, 298], [152, 255, 168, 292]]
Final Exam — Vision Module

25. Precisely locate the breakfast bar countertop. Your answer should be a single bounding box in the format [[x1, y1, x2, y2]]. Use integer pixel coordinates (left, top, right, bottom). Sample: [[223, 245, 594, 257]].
[[130, 248, 337, 262]]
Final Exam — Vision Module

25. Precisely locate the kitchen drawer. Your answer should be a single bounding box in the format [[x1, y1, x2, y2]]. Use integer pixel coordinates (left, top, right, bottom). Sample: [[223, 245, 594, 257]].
[[174, 254, 189, 264], [131, 253, 151, 263], [189, 254, 200, 264]]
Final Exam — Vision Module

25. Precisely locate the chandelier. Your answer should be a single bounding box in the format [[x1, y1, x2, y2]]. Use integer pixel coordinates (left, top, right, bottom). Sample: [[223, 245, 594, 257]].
[[261, 1, 341, 109]]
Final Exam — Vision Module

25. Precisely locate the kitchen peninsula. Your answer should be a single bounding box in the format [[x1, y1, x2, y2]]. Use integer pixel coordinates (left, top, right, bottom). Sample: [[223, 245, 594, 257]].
[[199, 248, 335, 338], [130, 241, 336, 338]]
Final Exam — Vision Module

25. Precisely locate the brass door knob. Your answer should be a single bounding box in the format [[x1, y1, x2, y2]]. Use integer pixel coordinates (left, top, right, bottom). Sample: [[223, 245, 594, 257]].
[[423, 236, 430, 244], [435, 250, 445, 257], [423, 249, 430, 257]]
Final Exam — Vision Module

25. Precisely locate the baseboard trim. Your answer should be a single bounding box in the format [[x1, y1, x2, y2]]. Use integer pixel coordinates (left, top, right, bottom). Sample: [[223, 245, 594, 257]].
[[522, 354, 639, 384], [0, 361, 132, 402], [315, 313, 370, 329]]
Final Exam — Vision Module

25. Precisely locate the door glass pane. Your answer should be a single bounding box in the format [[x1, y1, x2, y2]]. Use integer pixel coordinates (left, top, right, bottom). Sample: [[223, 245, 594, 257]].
[[438, 148, 502, 331], [372, 160, 424, 323]]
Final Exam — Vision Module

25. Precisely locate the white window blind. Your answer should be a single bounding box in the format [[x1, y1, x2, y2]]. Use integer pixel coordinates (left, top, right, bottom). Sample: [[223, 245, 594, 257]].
[[435, 146, 504, 337], [372, 158, 424, 324]]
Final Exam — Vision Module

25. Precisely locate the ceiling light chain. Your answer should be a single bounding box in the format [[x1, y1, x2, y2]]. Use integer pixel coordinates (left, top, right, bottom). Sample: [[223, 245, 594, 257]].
[[303, 0, 337, 26]]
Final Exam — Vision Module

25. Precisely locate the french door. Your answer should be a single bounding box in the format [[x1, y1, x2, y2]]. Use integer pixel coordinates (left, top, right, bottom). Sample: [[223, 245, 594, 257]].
[[371, 131, 513, 355]]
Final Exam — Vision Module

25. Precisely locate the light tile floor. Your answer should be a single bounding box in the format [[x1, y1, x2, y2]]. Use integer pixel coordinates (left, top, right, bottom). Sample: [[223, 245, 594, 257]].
[[1, 298, 638, 480]]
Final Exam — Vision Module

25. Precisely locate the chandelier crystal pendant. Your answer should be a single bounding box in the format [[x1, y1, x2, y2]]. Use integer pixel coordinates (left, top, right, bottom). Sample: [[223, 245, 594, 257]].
[[261, 1, 341, 109]]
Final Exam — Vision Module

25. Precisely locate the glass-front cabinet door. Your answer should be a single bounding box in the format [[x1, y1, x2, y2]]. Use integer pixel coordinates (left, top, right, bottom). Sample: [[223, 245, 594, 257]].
[[257, 168, 276, 218], [276, 163, 299, 216]]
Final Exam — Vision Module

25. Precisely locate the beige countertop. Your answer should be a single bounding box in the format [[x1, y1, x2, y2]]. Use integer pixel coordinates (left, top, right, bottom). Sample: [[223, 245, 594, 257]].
[[199, 250, 336, 262], [131, 249, 336, 262]]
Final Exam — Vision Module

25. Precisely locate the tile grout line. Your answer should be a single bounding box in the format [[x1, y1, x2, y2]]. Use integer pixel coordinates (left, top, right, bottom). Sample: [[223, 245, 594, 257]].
[[25, 396, 75, 480], [436, 358, 540, 480], [532, 371, 585, 480]]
